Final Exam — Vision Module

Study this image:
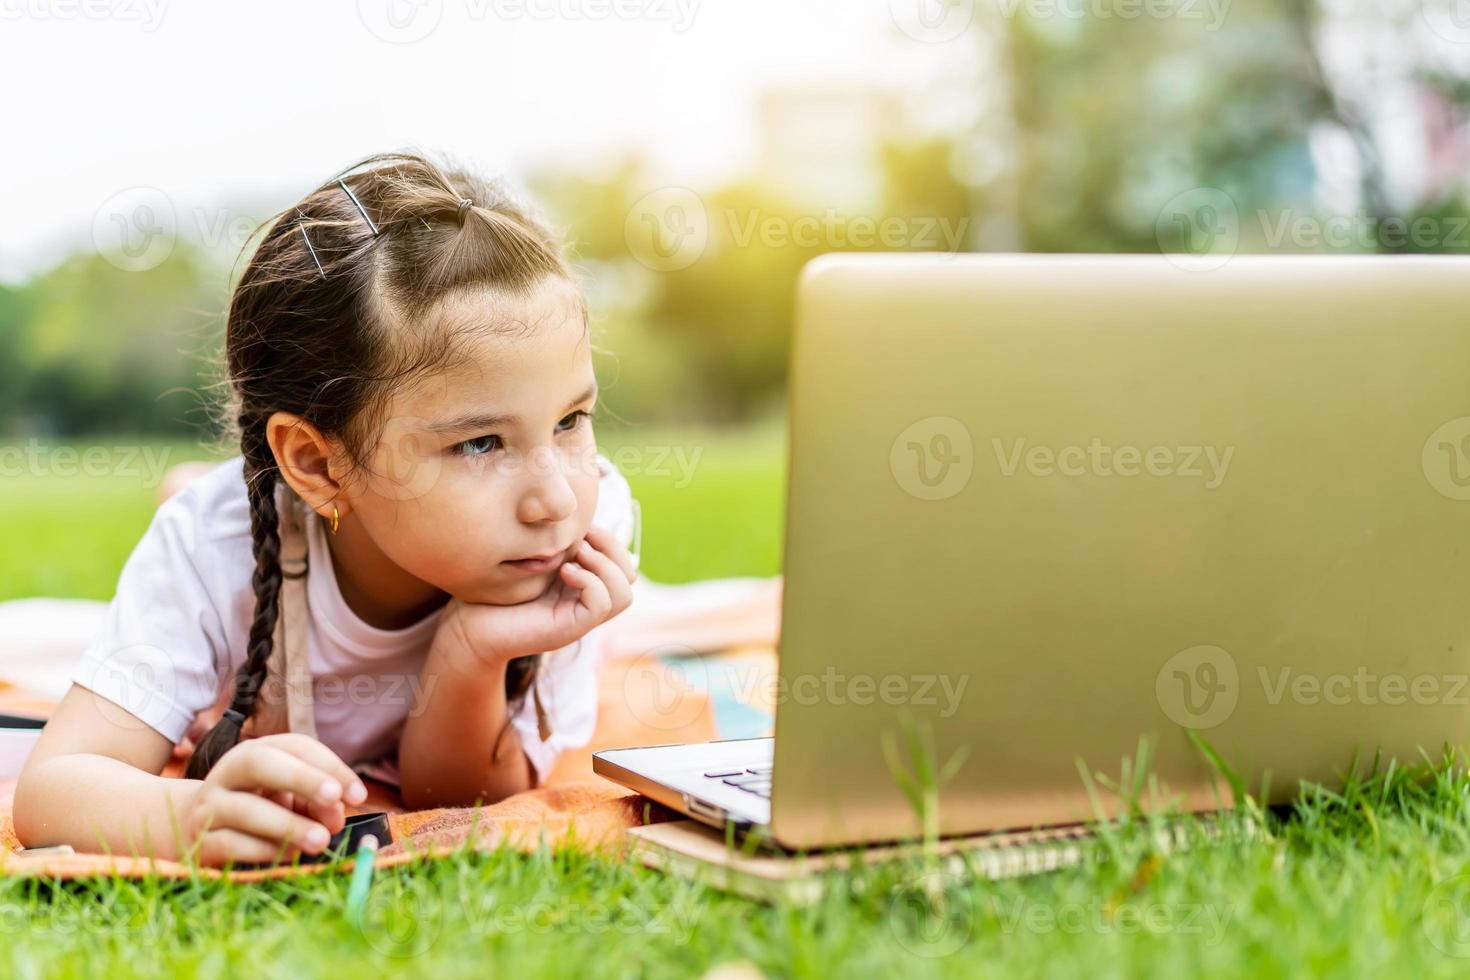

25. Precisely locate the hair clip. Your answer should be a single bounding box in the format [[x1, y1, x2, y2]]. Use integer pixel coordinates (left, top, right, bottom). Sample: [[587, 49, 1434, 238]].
[[338, 179, 380, 236], [297, 218, 326, 279], [457, 197, 474, 223]]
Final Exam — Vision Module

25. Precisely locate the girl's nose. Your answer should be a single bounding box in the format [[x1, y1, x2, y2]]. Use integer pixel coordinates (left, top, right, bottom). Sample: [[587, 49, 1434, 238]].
[[517, 450, 578, 525]]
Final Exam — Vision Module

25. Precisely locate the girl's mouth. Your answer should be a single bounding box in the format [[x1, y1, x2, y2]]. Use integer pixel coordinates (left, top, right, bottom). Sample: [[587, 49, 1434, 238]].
[[501, 552, 567, 575]]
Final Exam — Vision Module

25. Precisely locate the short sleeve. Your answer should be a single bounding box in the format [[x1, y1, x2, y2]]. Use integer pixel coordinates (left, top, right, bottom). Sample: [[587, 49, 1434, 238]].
[[70, 495, 233, 744], [509, 455, 636, 782]]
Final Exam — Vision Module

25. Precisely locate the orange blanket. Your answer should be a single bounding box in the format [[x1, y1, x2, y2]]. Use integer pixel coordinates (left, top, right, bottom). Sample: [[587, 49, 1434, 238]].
[[0, 650, 771, 881]]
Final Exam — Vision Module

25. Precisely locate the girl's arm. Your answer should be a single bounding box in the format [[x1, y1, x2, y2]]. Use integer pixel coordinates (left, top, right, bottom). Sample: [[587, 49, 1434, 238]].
[[396, 618, 534, 809], [398, 526, 637, 808], [14, 684, 367, 864]]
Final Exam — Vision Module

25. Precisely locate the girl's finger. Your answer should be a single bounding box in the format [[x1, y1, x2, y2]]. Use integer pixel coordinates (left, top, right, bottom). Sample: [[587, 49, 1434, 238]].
[[584, 525, 637, 583], [280, 792, 343, 836], [214, 743, 354, 807], [198, 827, 300, 867], [256, 734, 368, 804], [560, 560, 612, 622], [576, 540, 632, 613], [300, 796, 347, 834], [204, 789, 331, 854]]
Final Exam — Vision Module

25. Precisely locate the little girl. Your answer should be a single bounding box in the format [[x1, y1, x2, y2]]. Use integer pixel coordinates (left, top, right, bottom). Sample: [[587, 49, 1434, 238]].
[[12, 153, 639, 866]]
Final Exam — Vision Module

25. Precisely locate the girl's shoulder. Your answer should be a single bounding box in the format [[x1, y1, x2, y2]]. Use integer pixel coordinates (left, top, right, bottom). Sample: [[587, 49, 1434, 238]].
[[153, 456, 254, 553], [135, 456, 258, 612]]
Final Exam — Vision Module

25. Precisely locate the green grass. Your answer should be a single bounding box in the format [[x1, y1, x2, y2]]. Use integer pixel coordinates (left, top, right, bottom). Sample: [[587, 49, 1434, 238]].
[[7, 431, 1470, 977], [0, 440, 220, 601]]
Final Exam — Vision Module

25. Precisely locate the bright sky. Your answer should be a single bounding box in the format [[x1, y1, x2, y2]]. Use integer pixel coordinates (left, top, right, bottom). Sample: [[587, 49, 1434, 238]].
[[0, 0, 969, 281]]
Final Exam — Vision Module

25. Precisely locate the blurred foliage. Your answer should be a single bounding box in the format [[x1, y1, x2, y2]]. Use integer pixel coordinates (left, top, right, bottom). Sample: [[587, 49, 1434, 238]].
[[4, 0, 1470, 437], [0, 251, 224, 436]]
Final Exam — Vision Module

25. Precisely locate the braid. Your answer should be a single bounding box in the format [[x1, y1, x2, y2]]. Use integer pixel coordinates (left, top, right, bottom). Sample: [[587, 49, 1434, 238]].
[[504, 656, 538, 703], [184, 426, 284, 779]]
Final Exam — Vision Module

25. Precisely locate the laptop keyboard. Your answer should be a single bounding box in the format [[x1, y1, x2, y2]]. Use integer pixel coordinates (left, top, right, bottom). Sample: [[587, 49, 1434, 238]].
[[704, 765, 772, 799]]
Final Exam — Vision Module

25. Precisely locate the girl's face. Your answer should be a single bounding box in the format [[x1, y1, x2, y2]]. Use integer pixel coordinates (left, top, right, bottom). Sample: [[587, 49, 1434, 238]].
[[343, 278, 602, 606]]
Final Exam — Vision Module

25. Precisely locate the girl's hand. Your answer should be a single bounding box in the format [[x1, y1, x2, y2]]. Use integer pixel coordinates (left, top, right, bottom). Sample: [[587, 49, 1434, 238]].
[[443, 525, 637, 667], [182, 733, 368, 866]]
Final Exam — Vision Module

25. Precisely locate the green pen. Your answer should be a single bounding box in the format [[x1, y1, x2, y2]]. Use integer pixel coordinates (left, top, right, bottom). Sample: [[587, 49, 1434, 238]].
[[345, 833, 379, 927]]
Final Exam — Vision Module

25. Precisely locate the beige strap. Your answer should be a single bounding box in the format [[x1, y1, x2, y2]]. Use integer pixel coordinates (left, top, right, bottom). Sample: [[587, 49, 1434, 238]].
[[254, 492, 317, 739]]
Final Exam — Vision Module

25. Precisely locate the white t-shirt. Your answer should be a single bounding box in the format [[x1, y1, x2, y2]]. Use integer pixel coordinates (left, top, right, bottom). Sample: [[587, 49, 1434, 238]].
[[72, 455, 637, 783]]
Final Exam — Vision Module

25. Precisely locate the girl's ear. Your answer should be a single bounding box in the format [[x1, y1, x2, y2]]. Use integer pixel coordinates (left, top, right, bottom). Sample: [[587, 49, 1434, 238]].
[[266, 412, 352, 521]]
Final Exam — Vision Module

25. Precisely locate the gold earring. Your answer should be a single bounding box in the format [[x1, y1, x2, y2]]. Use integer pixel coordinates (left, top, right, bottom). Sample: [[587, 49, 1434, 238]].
[[330, 506, 340, 536]]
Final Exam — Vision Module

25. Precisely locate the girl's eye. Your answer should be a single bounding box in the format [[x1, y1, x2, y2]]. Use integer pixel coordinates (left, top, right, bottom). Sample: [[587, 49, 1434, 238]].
[[556, 410, 592, 434], [454, 434, 501, 457]]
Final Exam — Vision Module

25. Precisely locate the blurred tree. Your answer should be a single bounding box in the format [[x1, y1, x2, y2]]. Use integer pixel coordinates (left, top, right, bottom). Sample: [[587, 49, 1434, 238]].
[[1, 248, 224, 436], [986, 0, 1470, 254]]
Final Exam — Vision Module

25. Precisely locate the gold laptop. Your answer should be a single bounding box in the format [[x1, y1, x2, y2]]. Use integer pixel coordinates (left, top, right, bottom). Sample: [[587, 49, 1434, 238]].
[[595, 253, 1470, 850]]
